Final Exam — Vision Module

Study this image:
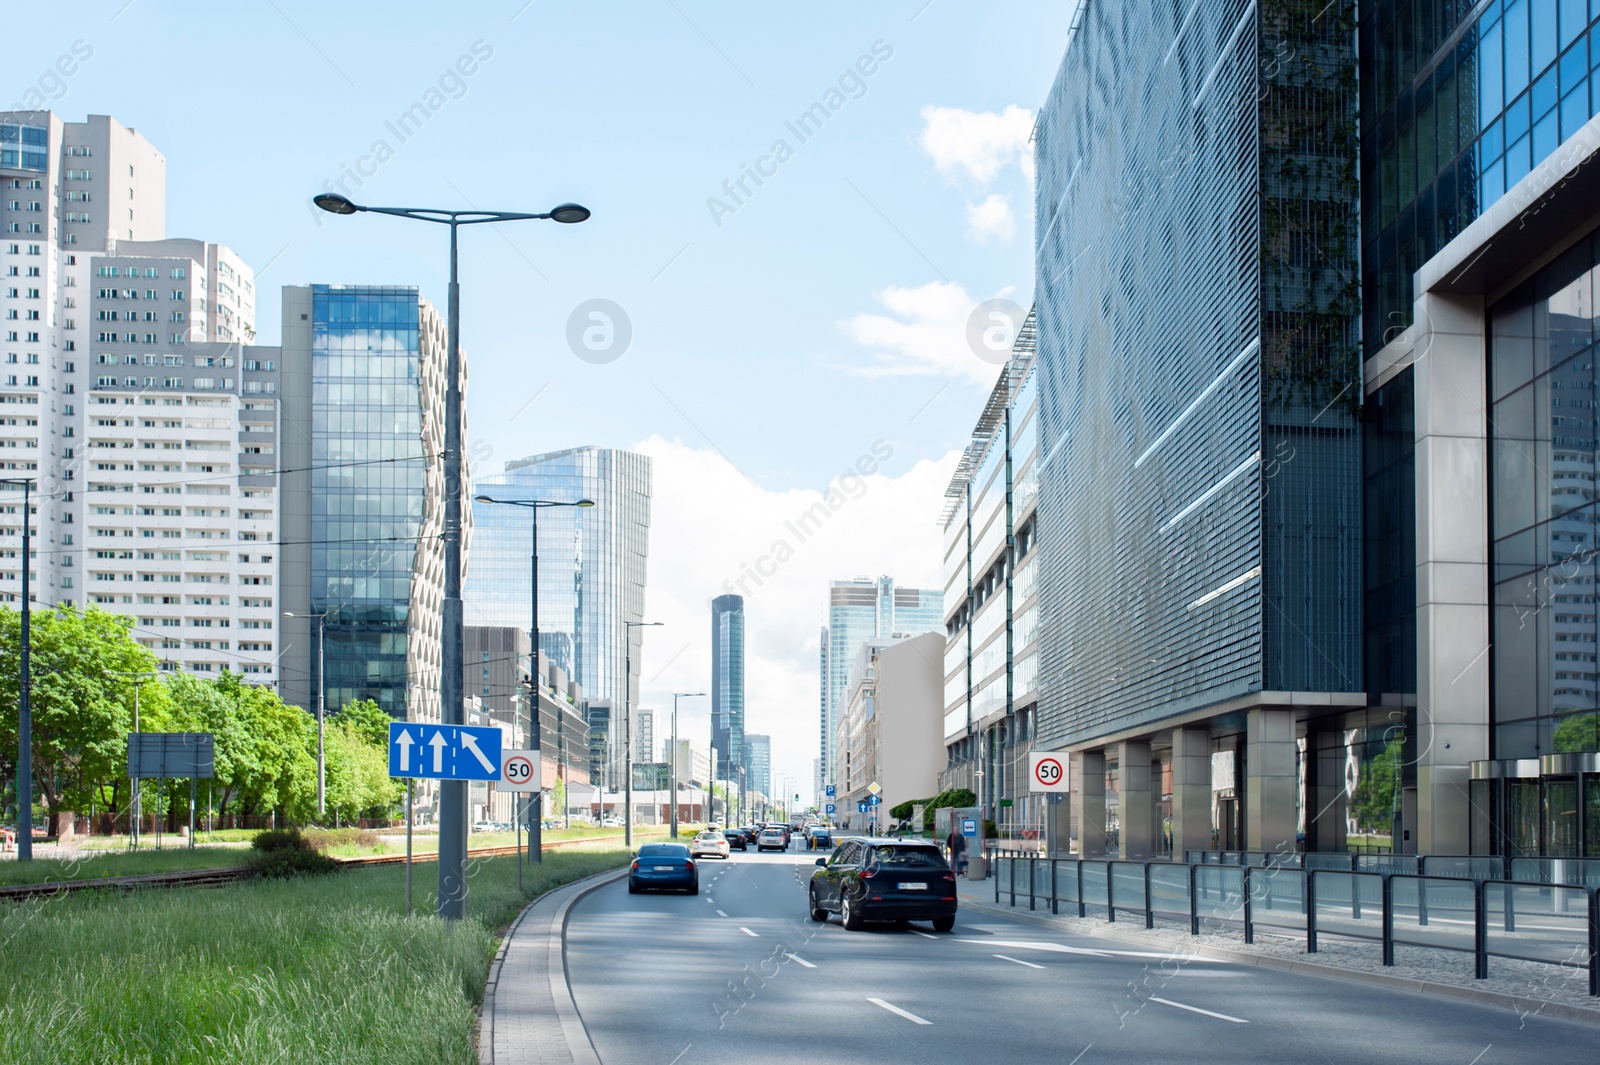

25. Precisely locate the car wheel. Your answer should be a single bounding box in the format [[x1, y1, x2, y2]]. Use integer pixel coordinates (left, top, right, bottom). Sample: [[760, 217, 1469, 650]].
[[688, 878, 699, 896], [841, 892, 863, 931], [627, 881, 639, 894], [931, 916, 955, 933], [808, 888, 828, 923]]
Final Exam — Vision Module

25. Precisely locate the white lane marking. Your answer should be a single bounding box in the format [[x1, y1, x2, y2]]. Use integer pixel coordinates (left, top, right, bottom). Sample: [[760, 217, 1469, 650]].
[[869, 997, 932, 1025], [740, 927, 759, 937], [1149, 997, 1248, 1023], [716, 909, 728, 917], [994, 953, 1045, 969], [911, 930, 938, 940], [666, 1045, 693, 1065], [967, 939, 1207, 961], [785, 952, 816, 968]]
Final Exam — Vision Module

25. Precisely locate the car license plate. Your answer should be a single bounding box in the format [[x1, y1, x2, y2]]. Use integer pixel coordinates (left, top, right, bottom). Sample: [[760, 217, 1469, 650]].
[[654, 865, 673, 871], [899, 882, 928, 890]]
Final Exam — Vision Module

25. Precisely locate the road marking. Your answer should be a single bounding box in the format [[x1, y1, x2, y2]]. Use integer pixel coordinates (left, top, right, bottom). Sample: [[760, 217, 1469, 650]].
[[1148, 997, 1248, 1023], [716, 910, 728, 917], [785, 952, 816, 968], [994, 953, 1045, 969], [740, 927, 759, 937], [666, 1045, 693, 1065], [869, 997, 931, 1025], [911, 930, 938, 940], [968, 939, 1204, 961]]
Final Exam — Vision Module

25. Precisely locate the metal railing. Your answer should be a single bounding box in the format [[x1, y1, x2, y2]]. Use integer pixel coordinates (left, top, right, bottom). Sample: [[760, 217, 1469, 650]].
[[988, 851, 1600, 995]]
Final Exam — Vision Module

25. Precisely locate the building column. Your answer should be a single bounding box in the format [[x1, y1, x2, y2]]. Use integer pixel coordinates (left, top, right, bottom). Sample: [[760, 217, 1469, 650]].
[[1072, 749, 1107, 857], [1117, 740, 1155, 859], [1170, 727, 1211, 858], [1304, 726, 1348, 854], [1245, 709, 1297, 854], [1411, 289, 1490, 855]]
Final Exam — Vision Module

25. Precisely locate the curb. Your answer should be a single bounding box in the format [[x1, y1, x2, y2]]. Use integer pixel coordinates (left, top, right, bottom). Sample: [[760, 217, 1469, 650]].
[[957, 894, 1600, 1028], [479, 865, 630, 1065]]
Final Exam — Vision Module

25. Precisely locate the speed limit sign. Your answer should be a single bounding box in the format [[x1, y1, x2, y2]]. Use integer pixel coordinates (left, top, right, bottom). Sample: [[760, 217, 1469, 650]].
[[1029, 752, 1070, 793], [500, 750, 539, 792]]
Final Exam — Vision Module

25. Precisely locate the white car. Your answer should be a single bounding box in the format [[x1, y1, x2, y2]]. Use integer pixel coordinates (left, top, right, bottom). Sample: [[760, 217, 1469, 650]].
[[689, 831, 731, 859]]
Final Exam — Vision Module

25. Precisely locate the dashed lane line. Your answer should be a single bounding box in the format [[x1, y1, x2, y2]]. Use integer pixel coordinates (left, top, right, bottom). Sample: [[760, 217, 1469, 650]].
[[994, 953, 1045, 969], [740, 927, 759, 937], [785, 953, 816, 968], [1148, 997, 1248, 1023], [869, 997, 932, 1025], [716, 909, 728, 917]]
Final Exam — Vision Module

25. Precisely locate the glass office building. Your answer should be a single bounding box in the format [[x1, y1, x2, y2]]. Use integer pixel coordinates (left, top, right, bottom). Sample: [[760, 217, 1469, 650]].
[[711, 594, 745, 782], [464, 446, 652, 787], [744, 733, 771, 799], [1030, 1, 1363, 857]]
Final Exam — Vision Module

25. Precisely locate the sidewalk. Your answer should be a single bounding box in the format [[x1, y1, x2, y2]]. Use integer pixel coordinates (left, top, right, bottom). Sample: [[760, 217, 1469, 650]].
[[956, 880, 1600, 1025], [478, 866, 629, 1065]]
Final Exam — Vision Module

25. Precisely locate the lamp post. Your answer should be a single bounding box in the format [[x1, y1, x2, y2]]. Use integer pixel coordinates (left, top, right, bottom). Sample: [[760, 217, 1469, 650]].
[[315, 192, 588, 920], [473, 495, 593, 867], [620, 619, 662, 848], [283, 611, 327, 817], [669, 692, 705, 839], [2, 479, 33, 859]]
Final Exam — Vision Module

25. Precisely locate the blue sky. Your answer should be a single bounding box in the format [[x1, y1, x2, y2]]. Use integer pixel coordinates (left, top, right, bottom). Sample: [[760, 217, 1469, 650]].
[[18, 0, 1073, 801]]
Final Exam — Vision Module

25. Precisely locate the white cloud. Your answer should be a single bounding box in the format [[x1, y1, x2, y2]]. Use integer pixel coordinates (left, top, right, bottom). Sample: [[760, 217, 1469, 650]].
[[919, 104, 1034, 186], [965, 193, 1016, 243], [840, 280, 1004, 384], [632, 436, 958, 808]]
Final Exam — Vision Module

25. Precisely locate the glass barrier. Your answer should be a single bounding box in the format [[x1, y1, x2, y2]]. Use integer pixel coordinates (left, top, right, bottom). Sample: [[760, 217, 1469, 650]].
[[1355, 855, 1419, 875], [1419, 856, 1502, 881], [1193, 865, 1245, 932], [1054, 860, 1080, 907], [1081, 860, 1110, 915], [1389, 876, 1477, 955], [1485, 882, 1595, 966], [1111, 862, 1147, 919], [1509, 857, 1600, 887], [1148, 864, 1190, 923], [1032, 858, 1052, 902], [1248, 866, 1307, 934], [995, 857, 1011, 898], [1310, 871, 1385, 945], [1304, 852, 1357, 872], [1184, 850, 1206, 865]]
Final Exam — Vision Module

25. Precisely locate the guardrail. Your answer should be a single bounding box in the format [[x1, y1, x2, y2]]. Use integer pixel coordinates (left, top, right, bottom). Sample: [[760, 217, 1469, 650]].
[[988, 851, 1600, 995]]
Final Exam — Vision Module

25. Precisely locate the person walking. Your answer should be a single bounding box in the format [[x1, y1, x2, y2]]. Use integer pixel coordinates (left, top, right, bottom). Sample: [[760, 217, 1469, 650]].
[[949, 827, 968, 877]]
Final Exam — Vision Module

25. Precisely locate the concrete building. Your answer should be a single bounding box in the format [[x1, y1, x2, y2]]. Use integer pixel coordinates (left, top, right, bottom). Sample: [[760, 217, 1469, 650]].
[[836, 632, 944, 832], [819, 576, 942, 793], [711, 593, 745, 784], [463, 625, 590, 788], [634, 707, 654, 765]]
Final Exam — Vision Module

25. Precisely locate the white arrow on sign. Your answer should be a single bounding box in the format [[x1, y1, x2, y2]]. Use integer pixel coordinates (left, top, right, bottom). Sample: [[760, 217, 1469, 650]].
[[460, 731, 496, 774], [429, 731, 448, 774], [395, 729, 415, 773]]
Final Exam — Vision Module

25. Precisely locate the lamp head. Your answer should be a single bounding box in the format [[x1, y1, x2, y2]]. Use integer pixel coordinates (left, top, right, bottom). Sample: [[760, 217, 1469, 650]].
[[313, 193, 359, 215], [474, 495, 496, 503], [549, 202, 591, 224]]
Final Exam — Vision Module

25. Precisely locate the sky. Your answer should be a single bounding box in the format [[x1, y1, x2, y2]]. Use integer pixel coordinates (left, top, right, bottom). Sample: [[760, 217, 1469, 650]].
[[15, 0, 1075, 806]]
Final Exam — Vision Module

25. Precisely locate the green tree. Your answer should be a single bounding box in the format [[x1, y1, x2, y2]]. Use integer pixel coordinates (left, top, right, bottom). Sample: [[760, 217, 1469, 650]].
[[551, 775, 567, 819], [0, 604, 161, 831], [330, 697, 390, 748], [1350, 736, 1402, 833], [1553, 712, 1600, 754]]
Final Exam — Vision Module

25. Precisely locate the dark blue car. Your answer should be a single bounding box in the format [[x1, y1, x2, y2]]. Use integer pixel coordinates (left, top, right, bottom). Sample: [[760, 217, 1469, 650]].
[[628, 842, 698, 894]]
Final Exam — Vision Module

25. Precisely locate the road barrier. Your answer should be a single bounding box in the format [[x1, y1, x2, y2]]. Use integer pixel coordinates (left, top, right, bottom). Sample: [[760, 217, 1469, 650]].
[[990, 850, 1600, 996]]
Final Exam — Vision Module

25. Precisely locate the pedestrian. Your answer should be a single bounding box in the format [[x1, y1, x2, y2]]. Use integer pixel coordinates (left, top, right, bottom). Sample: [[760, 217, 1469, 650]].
[[950, 828, 967, 876]]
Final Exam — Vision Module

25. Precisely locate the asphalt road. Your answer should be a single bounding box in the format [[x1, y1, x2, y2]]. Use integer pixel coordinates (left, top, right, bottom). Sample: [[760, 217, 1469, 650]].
[[565, 844, 1596, 1065]]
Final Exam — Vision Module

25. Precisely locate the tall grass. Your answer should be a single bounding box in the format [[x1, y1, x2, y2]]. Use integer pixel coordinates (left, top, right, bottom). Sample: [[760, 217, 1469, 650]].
[[0, 848, 627, 1064], [0, 847, 251, 887]]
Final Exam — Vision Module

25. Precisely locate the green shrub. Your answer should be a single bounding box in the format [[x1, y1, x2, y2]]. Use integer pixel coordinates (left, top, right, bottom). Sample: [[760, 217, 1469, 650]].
[[302, 827, 380, 852], [889, 798, 931, 820], [247, 827, 339, 878], [250, 828, 307, 853]]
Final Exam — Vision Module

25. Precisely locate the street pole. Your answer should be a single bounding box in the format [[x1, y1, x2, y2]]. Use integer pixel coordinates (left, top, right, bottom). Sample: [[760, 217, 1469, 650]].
[[529, 509, 540, 866], [316, 614, 325, 818], [313, 191, 588, 922], [669, 692, 705, 840], [6, 478, 32, 860], [620, 620, 662, 848]]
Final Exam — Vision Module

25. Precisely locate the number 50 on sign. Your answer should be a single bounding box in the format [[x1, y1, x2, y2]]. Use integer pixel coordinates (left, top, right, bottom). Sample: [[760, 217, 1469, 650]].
[[1029, 751, 1070, 793], [499, 750, 540, 793]]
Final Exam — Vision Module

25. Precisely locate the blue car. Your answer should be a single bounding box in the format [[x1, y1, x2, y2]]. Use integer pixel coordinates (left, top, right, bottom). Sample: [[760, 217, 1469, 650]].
[[628, 842, 699, 895]]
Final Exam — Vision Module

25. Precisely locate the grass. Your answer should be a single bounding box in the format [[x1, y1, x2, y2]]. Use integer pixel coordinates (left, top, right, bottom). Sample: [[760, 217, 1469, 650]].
[[0, 847, 251, 887], [0, 848, 628, 1064]]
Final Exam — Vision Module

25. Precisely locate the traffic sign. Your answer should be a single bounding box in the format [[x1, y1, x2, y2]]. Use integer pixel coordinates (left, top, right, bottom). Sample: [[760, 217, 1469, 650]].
[[961, 818, 978, 837], [499, 749, 539, 792], [388, 722, 503, 781], [866, 794, 881, 806], [1029, 751, 1070, 793], [857, 801, 868, 813], [825, 803, 836, 813], [867, 781, 880, 796], [825, 785, 836, 797]]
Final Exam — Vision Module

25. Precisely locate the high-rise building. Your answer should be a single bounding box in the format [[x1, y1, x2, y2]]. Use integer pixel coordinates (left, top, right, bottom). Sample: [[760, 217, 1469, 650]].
[[464, 445, 652, 786], [711, 593, 745, 781], [634, 707, 654, 765], [744, 733, 770, 799], [819, 576, 942, 789], [278, 284, 462, 724]]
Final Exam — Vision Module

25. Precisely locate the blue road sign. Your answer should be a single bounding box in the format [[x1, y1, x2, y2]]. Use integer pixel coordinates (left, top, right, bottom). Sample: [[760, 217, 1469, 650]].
[[961, 818, 978, 837], [825, 803, 836, 813], [866, 794, 881, 806], [857, 801, 868, 813], [388, 722, 503, 781], [825, 784, 836, 797]]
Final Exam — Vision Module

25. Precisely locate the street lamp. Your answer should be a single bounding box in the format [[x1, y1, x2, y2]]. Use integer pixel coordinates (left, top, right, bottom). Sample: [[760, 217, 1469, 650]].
[[283, 611, 328, 816], [316, 192, 588, 921], [1, 478, 33, 860], [669, 692, 705, 840], [620, 619, 662, 848], [473, 494, 593, 868]]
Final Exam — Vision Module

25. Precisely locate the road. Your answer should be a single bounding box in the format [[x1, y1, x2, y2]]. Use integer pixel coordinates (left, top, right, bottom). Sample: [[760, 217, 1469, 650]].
[[565, 845, 1595, 1064]]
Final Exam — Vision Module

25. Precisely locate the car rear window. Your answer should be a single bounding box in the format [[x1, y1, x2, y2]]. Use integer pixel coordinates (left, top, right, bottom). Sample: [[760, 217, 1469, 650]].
[[638, 844, 689, 857], [868, 846, 946, 868]]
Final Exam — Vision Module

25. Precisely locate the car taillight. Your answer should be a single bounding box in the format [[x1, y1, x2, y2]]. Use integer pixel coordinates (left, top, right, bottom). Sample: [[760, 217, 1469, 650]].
[[859, 867, 877, 879], [630, 860, 639, 871], [942, 872, 956, 882], [686, 860, 696, 871]]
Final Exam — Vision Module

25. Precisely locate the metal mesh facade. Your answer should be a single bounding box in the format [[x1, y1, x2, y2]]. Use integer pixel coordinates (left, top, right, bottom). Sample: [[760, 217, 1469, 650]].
[[1033, 1, 1362, 749]]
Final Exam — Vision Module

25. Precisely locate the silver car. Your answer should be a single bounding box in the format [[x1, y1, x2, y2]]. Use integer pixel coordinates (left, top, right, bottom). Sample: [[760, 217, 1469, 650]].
[[690, 830, 731, 859]]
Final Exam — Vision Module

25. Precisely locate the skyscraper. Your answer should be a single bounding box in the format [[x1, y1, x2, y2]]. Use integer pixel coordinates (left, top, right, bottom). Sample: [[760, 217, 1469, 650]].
[[744, 733, 770, 799], [711, 593, 745, 783], [819, 576, 942, 789], [465, 446, 652, 786], [278, 284, 461, 724]]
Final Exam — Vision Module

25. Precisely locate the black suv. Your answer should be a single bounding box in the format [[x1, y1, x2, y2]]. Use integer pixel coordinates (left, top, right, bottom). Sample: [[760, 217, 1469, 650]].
[[808, 837, 956, 932]]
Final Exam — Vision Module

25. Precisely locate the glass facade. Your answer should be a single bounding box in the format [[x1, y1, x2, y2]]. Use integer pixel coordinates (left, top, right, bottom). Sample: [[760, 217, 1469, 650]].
[[1489, 235, 1600, 759], [711, 594, 745, 780], [0, 123, 48, 171], [309, 286, 428, 719], [744, 733, 770, 798], [1364, 0, 1600, 354], [1032, 1, 1362, 749], [1364, 367, 1418, 703]]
